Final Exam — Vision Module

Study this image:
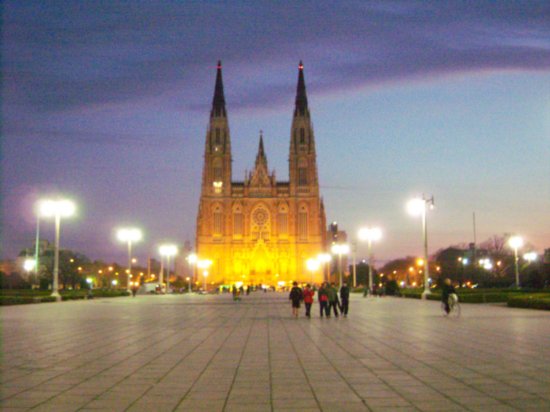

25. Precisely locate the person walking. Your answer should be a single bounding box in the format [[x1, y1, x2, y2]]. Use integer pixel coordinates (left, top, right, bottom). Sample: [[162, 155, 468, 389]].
[[289, 281, 303, 318], [303, 284, 314, 318], [340, 281, 350, 317], [318, 282, 329, 317], [327, 282, 340, 318]]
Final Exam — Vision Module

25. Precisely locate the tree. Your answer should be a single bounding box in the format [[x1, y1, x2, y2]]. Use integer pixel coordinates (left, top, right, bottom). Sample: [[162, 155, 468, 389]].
[[40, 250, 91, 290]]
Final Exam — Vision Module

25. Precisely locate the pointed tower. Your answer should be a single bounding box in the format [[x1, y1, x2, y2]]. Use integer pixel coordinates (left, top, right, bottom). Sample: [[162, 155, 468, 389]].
[[249, 132, 273, 190], [200, 60, 232, 197], [289, 61, 319, 197]]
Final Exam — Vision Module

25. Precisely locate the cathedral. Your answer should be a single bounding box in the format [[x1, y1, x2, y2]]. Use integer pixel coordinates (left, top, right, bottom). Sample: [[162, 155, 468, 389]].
[[195, 61, 327, 286]]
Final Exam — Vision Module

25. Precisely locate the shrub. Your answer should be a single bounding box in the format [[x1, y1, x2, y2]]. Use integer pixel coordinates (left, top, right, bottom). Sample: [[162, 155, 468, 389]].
[[0, 295, 56, 305], [507, 294, 550, 311]]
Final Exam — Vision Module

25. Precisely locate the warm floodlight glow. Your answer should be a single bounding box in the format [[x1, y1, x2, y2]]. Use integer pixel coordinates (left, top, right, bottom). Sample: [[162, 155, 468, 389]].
[[407, 198, 425, 216], [508, 236, 524, 250], [159, 244, 178, 257], [187, 253, 198, 264], [117, 228, 142, 242], [523, 252, 537, 262], [317, 253, 331, 263], [39, 199, 76, 218], [306, 258, 320, 271], [197, 259, 212, 269], [358, 227, 382, 242]]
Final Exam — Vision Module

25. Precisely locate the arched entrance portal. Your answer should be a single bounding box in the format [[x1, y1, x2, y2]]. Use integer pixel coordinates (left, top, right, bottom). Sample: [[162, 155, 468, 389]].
[[250, 241, 273, 285]]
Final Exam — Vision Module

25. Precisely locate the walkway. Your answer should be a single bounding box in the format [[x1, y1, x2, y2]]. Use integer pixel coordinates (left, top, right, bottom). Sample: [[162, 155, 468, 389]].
[[1, 293, 549, 411]]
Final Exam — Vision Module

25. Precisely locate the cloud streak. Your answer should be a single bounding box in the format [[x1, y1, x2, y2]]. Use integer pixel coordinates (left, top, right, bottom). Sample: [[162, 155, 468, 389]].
[[4, 1, 550, 115]]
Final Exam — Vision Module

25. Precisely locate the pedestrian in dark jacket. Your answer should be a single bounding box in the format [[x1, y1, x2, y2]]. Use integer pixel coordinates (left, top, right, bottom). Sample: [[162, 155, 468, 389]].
[[327, 283, 340, 317], [303, 284, 314, 318], [340, 282, 350, 317], [318, 283, 329, 317], [289, 281, 303, 318]]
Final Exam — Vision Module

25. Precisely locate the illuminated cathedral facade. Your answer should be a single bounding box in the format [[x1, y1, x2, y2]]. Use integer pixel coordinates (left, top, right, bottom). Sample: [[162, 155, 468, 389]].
[[195, 61, 326, 286]]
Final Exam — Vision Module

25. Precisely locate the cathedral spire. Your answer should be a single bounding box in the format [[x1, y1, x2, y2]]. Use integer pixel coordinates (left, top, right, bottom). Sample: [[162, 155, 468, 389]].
[[294, 60, 309, 117], [255, 131, 267, 166], [211, 60, 226, 117]]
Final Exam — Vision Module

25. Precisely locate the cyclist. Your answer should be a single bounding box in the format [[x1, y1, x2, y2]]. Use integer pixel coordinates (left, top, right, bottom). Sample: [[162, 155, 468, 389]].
[[441, 278, 456, 315]]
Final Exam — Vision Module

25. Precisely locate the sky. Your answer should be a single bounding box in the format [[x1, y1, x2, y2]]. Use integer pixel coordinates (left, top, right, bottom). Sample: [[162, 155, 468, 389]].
[[2, 1, 550, 266]]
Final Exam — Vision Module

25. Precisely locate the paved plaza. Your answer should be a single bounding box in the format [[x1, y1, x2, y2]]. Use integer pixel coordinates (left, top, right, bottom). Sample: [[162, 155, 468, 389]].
[[1, 293, 549, 412]]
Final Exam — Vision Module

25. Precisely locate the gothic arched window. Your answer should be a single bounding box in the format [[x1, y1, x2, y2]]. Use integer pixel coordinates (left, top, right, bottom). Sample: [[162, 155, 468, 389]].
[[298, 168, 307, 186], [298, 205, 308, 240], [233, 212, 243, 237], [213, 206, 223, 235], [277, 204, 288, 236]]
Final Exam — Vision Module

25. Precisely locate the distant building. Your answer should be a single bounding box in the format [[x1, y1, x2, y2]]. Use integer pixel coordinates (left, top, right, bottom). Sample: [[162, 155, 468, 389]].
[[326, 222, 349, 282], [195, 61, 327, 285]]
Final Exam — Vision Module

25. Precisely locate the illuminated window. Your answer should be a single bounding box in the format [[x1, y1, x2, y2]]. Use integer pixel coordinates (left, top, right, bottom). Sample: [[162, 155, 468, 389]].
[[213, 181, 223, 194]]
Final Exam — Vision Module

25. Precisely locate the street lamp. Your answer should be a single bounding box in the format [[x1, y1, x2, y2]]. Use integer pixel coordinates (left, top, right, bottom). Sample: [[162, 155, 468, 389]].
[[23, 258, 36, 272], [187, 253, 198, 287], [38, 199, 76, 300], [358, 227, 382, 295], [159, 244, 178, 294], [508, 235, 524, 288], [317, 253, 331, 283], [306, 258, 320, 284], [331, 243, 350, 288], [407, 195, 434, 299], [116, 228, 142, 293], [197, 259, 212, 292]]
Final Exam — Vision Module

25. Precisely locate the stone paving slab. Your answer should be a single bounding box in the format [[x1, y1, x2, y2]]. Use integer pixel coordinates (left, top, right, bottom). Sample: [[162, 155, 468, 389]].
[[1, 293, 550, 411]]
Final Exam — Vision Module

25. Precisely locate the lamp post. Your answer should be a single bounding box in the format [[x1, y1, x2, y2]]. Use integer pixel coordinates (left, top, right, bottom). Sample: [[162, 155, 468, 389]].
[[34, 213, 40, 287], [159, 244, 178, 294], [331, 244, 350, 288], [317, 253, 331, 283], [117, 228, 142, 293], [197, 259, 212, 292], [306, 258, 320, 285], [407, 195, 434, 299], [38, 199, 76, 300], [187, 253, 198, 288], [358, 227, 382, 295], [508, 235, 524, 288]]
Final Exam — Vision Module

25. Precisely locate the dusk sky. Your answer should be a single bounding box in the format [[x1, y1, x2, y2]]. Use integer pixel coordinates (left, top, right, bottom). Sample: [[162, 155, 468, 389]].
[[2, 1, 550, 266]]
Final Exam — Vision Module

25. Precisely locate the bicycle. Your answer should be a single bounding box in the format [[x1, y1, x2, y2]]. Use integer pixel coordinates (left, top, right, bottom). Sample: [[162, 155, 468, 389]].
[[442, 293, 461, 317]]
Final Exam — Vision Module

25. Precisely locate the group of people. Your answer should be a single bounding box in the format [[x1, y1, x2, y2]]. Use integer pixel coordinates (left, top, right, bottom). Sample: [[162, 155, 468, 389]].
[[289, 281, 350, 318]]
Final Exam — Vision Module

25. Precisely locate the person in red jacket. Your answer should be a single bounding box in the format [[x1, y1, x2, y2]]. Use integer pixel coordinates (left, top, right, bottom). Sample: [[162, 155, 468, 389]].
[[303, 284, 315, 318]]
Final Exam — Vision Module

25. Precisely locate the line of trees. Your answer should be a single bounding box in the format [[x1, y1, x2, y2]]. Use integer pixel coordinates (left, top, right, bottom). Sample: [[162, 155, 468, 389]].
[[350, 235, 549, 290]]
